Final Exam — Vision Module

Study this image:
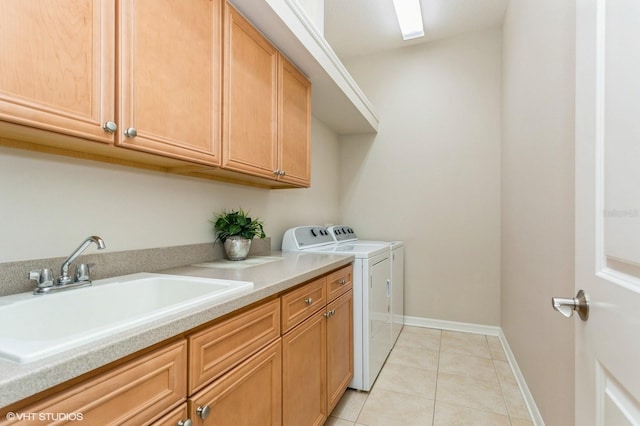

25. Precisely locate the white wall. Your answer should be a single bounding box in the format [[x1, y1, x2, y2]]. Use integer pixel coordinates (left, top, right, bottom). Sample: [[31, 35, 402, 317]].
[[0, 117, 340, 262], [501, 0, 576, 424], [338, 29, 502, 326]]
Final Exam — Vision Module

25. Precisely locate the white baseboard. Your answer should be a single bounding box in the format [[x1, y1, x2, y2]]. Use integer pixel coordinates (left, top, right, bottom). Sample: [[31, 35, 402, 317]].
[[402, 316, 545, 426]]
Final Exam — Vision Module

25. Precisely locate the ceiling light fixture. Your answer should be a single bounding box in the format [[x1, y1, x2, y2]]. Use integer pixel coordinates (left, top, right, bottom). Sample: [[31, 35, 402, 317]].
[[392, 0, 425, 40]]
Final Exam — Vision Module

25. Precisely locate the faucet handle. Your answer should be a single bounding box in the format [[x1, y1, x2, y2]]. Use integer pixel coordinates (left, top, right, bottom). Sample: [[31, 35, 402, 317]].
[[29, 269, 55, 288], [75, 264, 91, 283]]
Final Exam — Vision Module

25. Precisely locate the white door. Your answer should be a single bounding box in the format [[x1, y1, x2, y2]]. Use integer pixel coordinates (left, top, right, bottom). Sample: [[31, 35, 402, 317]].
[[574, 0, 640, 423]]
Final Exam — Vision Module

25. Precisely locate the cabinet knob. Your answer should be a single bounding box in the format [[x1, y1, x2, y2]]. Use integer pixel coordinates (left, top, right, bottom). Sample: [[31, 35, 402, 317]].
[[102, 121, 118, 133], [339, 279, 346, 285], [324, 309, 335, 318], [124, 127, 137, 138], [196, 405, 211, 420], [177, 419, 193, 426], [304, 297, 313, 305], [274, 169, 280, 176], [279, 170, 286, 176]]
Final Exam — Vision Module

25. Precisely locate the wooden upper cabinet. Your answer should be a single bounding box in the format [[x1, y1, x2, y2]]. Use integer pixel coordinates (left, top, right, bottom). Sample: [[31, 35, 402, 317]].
[[223, 3, 311, 187], [118, 0, 222, 166], [278, 56, 311, 187], [0, 0, 115, 143], [222, 3, 278, 179]]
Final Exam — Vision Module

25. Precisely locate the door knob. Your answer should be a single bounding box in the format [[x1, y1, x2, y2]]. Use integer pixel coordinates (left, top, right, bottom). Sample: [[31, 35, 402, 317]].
[[551, 289, 589, 321]]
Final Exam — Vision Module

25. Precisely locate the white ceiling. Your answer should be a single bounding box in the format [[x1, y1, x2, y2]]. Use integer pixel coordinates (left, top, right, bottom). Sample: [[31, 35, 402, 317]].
[[324, 0, 509, 59]]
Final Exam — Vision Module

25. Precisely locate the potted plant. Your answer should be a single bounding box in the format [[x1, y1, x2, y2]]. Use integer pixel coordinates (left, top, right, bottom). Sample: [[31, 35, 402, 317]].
[[211, 208, 266, 260]]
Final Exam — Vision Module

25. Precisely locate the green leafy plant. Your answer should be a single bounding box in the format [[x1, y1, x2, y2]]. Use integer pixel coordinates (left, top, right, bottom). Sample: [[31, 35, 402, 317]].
[[211, 208, 266, 243]]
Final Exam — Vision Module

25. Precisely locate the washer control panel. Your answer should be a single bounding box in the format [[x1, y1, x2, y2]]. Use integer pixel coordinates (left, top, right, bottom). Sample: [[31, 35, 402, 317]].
[[282, 226, 335, 250]]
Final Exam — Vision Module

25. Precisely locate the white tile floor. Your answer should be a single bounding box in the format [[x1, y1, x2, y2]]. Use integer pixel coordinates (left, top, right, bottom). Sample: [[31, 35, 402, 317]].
[[326, 326, 534, 426]]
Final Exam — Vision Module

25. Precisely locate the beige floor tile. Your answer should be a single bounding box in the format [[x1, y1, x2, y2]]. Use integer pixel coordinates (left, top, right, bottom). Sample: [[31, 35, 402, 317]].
[[395, 326, 441, 351], [493, 360, 517, 385], [500, 379, 531, 420], [325, 417, 356, 426], [433, 401, 511, 426], [486, 335, 507, 361], [387, 344, 439, 371], [357, 387, 435, 426], [436, 373, 508, 415], [330, 389, 368, 422], [438, 352, 498, 382], [510, 419, 534, 426], [373, 362, 437, 399], [440, 331, 491, 359]]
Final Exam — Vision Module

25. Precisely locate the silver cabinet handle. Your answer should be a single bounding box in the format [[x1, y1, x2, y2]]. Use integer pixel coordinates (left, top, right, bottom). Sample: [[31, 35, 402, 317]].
[[280, 170, 286, 176], [304, 297, 313, 305], [274, 169, 280, 176], [102, 121, 117, 133], [196, 405, 211, 420], [177, 419, 193, 426], [124, 127, 137, 138], [324, 309, 335, 318], [552, 289, 589, 321], [338, 279, 346, 285]]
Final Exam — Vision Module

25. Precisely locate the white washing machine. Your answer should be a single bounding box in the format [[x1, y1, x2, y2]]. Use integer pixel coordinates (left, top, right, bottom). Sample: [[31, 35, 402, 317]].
[[282, 226, 392, 391], [327, 226, 405, 346]]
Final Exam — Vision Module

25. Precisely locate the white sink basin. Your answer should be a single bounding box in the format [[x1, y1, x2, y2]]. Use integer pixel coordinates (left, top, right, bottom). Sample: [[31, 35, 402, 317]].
[[0, 273, 253, 364]]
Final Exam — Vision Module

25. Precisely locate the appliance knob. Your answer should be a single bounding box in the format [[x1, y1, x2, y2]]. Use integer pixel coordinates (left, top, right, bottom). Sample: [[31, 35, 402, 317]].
[[311, 229, 317, 237]]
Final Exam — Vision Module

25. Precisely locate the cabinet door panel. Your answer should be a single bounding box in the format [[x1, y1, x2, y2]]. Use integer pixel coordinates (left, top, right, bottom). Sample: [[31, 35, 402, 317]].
[[280, 277, 326, 333], [278, 56, 311, 186], [326, 265, 353, 303], [119, 0, 221, 165], [282, 310, 327, 426], [0, 0, 115, 143], [222, 3, 278, 178], [327, 290, 354, 413], [4, 340, 187, 426], [189, 339, 282, 426], [188, 299, 280, 394]]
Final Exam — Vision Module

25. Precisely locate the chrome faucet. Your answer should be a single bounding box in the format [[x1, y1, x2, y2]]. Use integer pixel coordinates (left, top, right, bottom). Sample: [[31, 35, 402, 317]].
[[58, 236, 106, 284], [29, 235, 106, 295]]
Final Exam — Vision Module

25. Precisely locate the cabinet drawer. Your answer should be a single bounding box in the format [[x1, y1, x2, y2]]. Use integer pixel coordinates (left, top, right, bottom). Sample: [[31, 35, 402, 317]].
[[2, 340, 187, 426], [188, 299, 280, 394], [281, 277, 326, 333], [326, 265, 353, 303]]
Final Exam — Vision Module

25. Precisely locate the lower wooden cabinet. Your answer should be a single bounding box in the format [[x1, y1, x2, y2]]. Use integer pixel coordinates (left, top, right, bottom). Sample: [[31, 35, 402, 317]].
[[1, 265, 353, 426], [281, 271, 354, 426], [188, 339, 282, 426]]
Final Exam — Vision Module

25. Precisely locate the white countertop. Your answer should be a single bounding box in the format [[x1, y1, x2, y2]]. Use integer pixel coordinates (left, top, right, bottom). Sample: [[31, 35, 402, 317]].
[[0, 251, 354, 408]]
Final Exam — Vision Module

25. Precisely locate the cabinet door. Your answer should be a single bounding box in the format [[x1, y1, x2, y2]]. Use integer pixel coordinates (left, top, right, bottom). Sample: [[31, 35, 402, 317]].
[[0, 0, 115, 143], [118, 0, 222, 166], [326, 289, 354, 413], [189, 339, 282, 426], [222, 3, 278, 179], [277, 56, 311, 187], [282, 310, 327, 426]]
